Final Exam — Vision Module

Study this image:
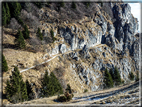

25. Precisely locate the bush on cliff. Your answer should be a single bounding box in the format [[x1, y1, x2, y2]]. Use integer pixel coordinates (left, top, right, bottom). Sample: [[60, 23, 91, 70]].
[[104, 68, 113, 88], [129, 71, 134, 80], [57, 84, 74, 102]]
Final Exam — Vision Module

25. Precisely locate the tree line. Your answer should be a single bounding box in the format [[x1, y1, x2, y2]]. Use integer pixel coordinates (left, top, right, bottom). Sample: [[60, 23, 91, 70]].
[[103, 66, 138, 89], [5, 66, 63, 103], [2, 2, 22, 26]]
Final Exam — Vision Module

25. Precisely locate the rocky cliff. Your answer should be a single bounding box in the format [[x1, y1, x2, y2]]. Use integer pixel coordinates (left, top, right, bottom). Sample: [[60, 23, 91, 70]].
[[38, 2, 139, 91], [3, 2, 140, 94]]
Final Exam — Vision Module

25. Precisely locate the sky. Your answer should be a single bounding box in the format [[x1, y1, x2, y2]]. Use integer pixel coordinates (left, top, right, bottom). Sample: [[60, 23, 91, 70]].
[[122, 0, 141, 32], [128, 3, 141, 32]]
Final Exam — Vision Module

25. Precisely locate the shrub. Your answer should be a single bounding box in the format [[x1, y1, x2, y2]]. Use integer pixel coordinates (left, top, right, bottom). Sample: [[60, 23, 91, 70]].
[[20, 9, 40, 30], [34, 60, 42, 70], [9, 18, 22, 31], [84, 89, 88, 93], [28, 37, 42, 53], [57, 84, 74, 102], [57, 91, 74, 102], [57, 95, 67, 102]]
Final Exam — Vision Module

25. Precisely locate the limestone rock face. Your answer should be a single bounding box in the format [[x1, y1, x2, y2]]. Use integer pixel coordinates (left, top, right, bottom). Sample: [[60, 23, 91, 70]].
[[59, 44, 67, 54], [40, 2, 139, 91]]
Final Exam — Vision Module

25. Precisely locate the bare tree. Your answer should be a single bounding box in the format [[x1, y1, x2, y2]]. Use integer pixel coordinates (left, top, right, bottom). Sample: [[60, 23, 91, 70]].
[[20, 9, 40, 30], [8, 18, 22, 32], [28, 37, 42, 53]]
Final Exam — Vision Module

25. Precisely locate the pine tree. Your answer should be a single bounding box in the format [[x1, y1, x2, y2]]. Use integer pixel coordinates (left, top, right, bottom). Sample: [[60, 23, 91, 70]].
[[50, 72, 63, 94], [6, 3, 11, 24], [16, 30, 26, 49], [37, 28, 43, 40], [41, 71, 63, 97], [2, 5, 7, 26], [104, 68, 113, 88], [15, 29, 21, 38], [71, 2, 76, 9], [135, 71, 139, 81], [66, 84, 72, 94], [10, 66, 22, 94], [41, 71, 51, 97], [109, 68, 114, 80], [60, 1, 65, 7], [129, 71, 134, 80], [34, 2, 42, 8], [5, 66, 28, 103], [21, 81, 28, 101], [5, 80, 13, 100], [85, 2, 90, 8], [114, 66, 121, 86], [9, 2, 21, 18], [26, 80, 34, 100], [23, 25, 30, 39], [2, 54, 8, 72]]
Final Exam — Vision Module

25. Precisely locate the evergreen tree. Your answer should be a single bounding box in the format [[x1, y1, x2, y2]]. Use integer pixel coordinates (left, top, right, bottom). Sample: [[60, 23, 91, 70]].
[[84, 2, 90, 8], [5, 80, 13, 100], [104, 68, 113, 88], [135, 71, 139, 81], [10, 67, 22, 95], [50, 29, 56, 43], [2, 54, 8, 72], [2, 5, 7, 26], [16, 29, 21, 38], [113, 66, 121, 86], [37, 28, 43, 40], [26, 79, 34, 100], [41, 71, 51, 97], [50, 72, 63, 94], [23, 25, 30, 39], [109, 68, 114, 80], [129, 71, 134, 80], [34, 2, 43, 8], [15, 30, 26, 49], [66, 84, 72, 94], [71, 2, 76, 9], [21, 81, 28, 101], [60, 1, 65, 7], [9, 2, 21, 18], [5, 66, 28, 103], [41, 71, 63, 97], [6, 3, 11, 24]]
